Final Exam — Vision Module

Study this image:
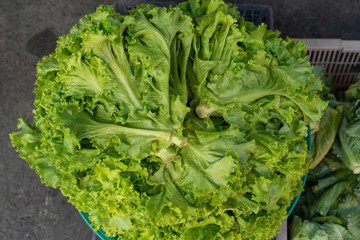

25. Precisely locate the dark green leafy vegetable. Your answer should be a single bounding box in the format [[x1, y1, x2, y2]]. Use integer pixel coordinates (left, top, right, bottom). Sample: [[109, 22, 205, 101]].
[[310, 105, 343, 169], [291, 156, 360, 240], [333, 99, 360, 174], [290, 76, 360, 240]]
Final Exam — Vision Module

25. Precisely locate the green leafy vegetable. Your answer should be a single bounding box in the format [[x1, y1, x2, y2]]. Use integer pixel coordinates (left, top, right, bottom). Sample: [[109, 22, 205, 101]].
[[291, 157, 360, 240], [10, 1, 326, 239], [310, 105, 343, 169], [333, 99, 360, 174], [290, 77, 360, 240]]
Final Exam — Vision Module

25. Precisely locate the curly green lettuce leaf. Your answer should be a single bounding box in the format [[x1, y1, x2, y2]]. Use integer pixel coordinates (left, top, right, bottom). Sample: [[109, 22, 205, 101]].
[[180, 1, 326, 130], [9, 118, 63, 187]]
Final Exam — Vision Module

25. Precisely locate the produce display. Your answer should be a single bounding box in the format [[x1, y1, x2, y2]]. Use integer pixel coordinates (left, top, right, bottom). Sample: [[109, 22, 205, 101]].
[[10, 0, 327, 239], [290, 70, 360, 240]]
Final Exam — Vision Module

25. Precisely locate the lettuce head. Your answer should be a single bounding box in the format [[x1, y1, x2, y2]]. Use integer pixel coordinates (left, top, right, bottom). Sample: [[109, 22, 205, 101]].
[[10, 0, 327, 239]]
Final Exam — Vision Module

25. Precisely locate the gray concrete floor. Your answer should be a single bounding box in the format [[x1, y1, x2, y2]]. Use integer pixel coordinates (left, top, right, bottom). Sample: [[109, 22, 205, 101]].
[[1, 1, 359, 240]]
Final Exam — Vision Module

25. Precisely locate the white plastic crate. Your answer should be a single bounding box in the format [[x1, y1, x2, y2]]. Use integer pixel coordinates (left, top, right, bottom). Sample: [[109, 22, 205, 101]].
[[296, 38, 360, 89]]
